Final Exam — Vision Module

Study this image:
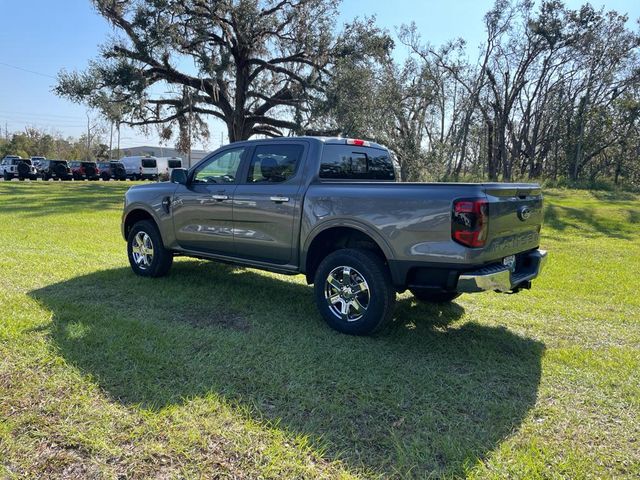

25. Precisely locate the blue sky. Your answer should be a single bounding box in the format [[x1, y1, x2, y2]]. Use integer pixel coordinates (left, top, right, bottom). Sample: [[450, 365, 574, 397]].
[[0, 0, 638, 150]]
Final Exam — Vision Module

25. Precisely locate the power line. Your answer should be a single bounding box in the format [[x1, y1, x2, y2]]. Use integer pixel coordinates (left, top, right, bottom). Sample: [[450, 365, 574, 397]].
[[0, 109, 84, 120], [0, 117, 86, 128], [1, 116, 86, 127], [0, 62, 56, 79]]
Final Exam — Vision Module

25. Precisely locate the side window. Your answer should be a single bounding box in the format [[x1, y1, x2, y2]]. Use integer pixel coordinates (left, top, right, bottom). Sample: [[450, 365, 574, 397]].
[[319, 146, 395, 180], [193, 148, 245, 184], [246, 144, 304, 183]]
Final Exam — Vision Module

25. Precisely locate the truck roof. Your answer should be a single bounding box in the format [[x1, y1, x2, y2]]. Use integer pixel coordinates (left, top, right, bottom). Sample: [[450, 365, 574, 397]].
[[230, 136, 389, 151]]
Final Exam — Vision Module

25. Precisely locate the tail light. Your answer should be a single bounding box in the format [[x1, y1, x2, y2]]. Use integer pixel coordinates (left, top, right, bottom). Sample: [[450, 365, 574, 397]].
[[139, 166, 143, 172], [452, 198, 489, 248]]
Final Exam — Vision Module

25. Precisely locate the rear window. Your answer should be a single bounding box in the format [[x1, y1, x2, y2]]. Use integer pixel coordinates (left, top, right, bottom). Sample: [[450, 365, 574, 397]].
[[247, 144, 303, 183], [168, 159, 182, 168], [142, 158, 156, 168], [319, 145, 395, 180]]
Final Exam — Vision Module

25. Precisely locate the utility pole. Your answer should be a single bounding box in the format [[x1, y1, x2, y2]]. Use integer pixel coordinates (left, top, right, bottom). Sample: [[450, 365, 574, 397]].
[[188, 88, 192, 168], [86, 113, 91, 161], [109, 121, 114, 161]]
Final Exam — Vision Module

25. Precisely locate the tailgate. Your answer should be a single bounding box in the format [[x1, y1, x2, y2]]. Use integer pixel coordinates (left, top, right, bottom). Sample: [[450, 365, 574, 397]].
[[482, 184, 543, 259]]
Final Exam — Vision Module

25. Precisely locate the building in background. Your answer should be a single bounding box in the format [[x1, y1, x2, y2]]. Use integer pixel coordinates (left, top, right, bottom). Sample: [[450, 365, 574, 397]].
[[113, 146, 210, 168]]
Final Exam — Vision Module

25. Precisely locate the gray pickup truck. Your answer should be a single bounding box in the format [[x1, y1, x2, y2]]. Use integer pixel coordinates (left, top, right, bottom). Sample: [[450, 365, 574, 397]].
[[122, 137, 547, 335]]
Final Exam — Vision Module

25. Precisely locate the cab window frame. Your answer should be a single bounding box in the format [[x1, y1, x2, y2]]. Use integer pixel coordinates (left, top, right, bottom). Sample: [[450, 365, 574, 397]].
[[190, 146, 249, 185], [243, 143, 305, 185]]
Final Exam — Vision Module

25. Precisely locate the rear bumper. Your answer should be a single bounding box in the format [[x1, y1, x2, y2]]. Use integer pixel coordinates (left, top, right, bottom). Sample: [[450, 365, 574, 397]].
[[457, 249, 547, 293]]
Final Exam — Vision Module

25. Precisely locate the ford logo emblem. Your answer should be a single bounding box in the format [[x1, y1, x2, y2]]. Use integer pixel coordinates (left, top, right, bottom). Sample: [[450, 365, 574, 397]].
[[518, 206, 532, 221]]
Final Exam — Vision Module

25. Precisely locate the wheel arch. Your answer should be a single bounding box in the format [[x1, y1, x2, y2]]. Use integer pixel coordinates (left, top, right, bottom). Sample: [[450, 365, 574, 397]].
[[302, 222, 394, 284], [122, 207, 159, 240]]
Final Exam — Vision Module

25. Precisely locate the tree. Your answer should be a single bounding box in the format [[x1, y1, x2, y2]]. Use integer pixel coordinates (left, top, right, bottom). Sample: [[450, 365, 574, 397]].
[[397, 0, 640, 185], [55, 0, 348, 144]]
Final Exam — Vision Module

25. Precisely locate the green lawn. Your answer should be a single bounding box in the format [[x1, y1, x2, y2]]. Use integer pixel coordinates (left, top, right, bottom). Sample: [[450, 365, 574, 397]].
[[1, 183, 638, 479]]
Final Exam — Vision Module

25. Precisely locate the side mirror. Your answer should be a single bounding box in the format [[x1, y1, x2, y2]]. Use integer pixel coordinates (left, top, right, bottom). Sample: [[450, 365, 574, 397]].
[[170, 168, 188, 185]]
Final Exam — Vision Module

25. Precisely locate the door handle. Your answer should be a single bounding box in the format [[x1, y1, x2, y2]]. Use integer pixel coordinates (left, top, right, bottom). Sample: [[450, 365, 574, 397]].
[[270, 196, 289, 203], [211, 194, 229, 201]]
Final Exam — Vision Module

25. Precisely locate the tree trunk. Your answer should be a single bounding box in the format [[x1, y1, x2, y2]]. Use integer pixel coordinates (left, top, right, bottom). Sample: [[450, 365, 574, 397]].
[[487, 120, 498, 181]]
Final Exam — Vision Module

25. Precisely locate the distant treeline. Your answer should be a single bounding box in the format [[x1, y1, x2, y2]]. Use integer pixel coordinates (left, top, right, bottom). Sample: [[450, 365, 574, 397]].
[[52, 1, 639, 188], [0, 127, 110, 161]]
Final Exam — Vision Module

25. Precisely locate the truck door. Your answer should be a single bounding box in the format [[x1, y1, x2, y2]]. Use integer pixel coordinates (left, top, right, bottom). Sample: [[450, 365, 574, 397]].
[[232, 142, 306, 264], [172, 147, 247, 255]]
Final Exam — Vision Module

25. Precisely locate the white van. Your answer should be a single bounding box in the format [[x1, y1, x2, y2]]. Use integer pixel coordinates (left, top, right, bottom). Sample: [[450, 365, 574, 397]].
[[119, 156, 159, 180], [155, 156, 183, 180]]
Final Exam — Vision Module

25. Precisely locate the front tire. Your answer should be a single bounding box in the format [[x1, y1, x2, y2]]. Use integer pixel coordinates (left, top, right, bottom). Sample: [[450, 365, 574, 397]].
[[410, 289, 461, 303], [314, 248, 395, 335], [127, 220, 173, 277]]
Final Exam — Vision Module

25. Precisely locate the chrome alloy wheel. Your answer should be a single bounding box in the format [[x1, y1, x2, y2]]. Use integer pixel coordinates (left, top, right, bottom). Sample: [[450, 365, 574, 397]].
[[131, 231, 154, 270], [324, 266, 370, 322]]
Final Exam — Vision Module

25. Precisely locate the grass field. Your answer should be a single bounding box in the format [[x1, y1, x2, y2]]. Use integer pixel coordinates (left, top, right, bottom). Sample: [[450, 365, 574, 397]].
[[1, 182, 639, 479]]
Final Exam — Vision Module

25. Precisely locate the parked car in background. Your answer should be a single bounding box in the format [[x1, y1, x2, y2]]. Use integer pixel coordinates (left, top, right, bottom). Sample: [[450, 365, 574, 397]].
[[1, 156, 38, 181], [155, 157, 183, 180], [119, 156, 159, 180], [97, 161, 128, 181], [30, 156, 46, 169], [69, 161, 100, 180], [122, 136, 547, 335], [39, 160, 72, 180]]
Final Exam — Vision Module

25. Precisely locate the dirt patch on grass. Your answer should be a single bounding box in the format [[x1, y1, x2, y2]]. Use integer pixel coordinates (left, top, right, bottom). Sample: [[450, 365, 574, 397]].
[[171, 308, 251, 331], [27, 441, 98, 480]]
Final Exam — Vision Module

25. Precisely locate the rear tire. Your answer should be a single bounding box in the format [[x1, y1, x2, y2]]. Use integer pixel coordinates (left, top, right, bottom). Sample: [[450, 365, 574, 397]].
[[314, 248, 395, 335], [127, 220, 173, 277], [410, 289, 461, 303]]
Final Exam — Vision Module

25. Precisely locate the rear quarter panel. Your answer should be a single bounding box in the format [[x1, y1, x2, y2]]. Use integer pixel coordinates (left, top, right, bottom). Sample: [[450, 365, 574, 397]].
[[301, 182, 544, 270], [301, 183, 488, 265]]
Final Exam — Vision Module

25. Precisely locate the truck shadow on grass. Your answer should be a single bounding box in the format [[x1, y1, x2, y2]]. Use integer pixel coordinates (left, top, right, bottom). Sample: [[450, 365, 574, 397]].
[[31, 261, 543, 478]]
